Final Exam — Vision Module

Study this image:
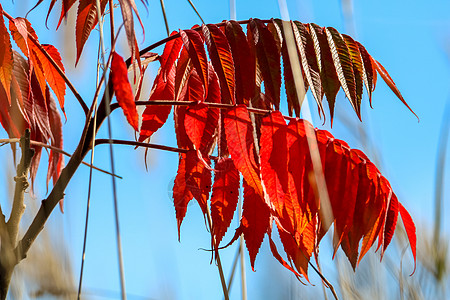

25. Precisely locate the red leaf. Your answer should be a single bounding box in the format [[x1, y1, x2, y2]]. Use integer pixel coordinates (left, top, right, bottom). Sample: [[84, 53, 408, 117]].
[[57, 0, 78, 29], [110, 52, 139, 131], [309, 23, 340, 122], [75, 0, 108, 65], [342, 34, 364, 117], [224, 20, 256, 104], [381, 193, 398, 255], [173, 150, 212, 239], [325, 27, 358, 119], [139, 48, 177, 142], [292, 21, 324, 116], [175, 70, 203, 150], [372, 58, 419, 120], [117, 0, 144, 69], [173, 152, 194, 240], [185, 150, 212, 215], [224, 105, 263, 198], [185, 102, 209, 150], [39, 45, 66, 114], [398, 202, 417, 272], [211, 158, 240, 247], [0, 5, 13, 104], [200, 64, 220, 154], [179, 29, 208, 98], [356, 41, 375, 106], [45, 87, 64, 211], [260, 111, 289, 220], [248, 19, 281, 110], [9, 18, 67, 113], [240, 179, 271, 269], [203, 24, 235, 104], [160, 31, 183, 82]]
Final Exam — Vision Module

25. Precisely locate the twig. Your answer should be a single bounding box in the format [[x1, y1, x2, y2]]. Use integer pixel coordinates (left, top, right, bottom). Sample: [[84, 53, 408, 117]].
[[7, 130, 35, 247], [226, 245, 241, 295], [95, 139, 189, 154], [308, 261, 339, 300], [0, 138, 121, 179], [2, 11, 89, 115], [159, 0, 170, 36], [94, 0, 127, 298], [186, 0, 205, 24], [205, 205, 230, 300]]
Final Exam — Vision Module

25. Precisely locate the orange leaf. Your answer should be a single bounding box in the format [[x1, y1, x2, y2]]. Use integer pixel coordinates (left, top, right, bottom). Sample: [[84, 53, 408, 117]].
[[0, 5, 13, 104], [111, 52, 139, 131]]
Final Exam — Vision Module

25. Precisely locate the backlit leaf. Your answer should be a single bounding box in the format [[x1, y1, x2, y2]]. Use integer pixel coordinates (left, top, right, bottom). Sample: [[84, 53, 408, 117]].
[[211, 158, 239, 247], [75, 0, 108, 65], [203, 24, 235, 104], [111, 52, 139, 131]]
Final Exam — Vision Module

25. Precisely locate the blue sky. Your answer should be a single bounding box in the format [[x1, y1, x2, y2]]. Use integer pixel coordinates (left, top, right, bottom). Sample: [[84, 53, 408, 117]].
[[1, 0, 450, 299]]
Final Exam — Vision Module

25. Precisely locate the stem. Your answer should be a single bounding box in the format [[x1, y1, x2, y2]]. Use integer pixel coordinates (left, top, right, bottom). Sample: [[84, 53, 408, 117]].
[[7, 130, 34, 246], [159, 0, 170, 36], [205, 205, 229, 300], [0, 138, 121, 178]]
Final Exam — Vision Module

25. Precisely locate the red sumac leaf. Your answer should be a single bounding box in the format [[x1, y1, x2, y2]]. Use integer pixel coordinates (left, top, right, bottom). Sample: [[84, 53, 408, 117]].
[[75, 0, 108, 65], [0, 5, 13, 104], [111, 52, 139, 131], [224, 20, 256, 104], [185, 102, 209, 150], [179, 29, 208, 98], [372, 58, 418, 120], [292, 21, 323, 116], [309, 23, 340, 122], [202, 24, 235, 104], [325, 27, 358, 119], [211, 158, 239, 248], [260, 111, 289, 219], [224, 105, 263, 198], [248, 19, 281, 110], [398, 202, 417, 272], [240, 179, 270, 270], [160, 31, 183, 82]]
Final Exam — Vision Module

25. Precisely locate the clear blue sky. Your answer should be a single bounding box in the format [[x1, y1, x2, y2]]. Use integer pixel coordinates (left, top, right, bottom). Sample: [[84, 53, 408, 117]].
[[1, 0, 450, 299]]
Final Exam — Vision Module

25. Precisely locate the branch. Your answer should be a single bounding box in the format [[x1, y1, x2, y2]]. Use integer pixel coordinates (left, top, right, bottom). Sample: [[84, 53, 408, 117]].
[[0, 138, 121, 179], [7, 130, 34, 247], [15, 146, 84, 261], [95, 138, 189, 154]]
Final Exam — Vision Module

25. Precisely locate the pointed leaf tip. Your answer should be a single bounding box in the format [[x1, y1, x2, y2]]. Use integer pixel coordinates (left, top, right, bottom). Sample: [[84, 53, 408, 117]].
[[111, 52, 139, 131]]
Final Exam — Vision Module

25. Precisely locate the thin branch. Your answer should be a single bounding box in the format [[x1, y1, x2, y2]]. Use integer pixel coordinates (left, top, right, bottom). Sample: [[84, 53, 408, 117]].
[[186, 0, 205, 24], [94, 0, 127, 298], [0, 138, 121, 179], [308, 261, 339, 300], [159, 0, 170, 36], [112, 100, 297, 121], [205, 205, 229, 300], [7, 130, 34, 247], [2, 11, 89, 115], [95, 139, 188, 154], [226, 245, 241, 295]]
